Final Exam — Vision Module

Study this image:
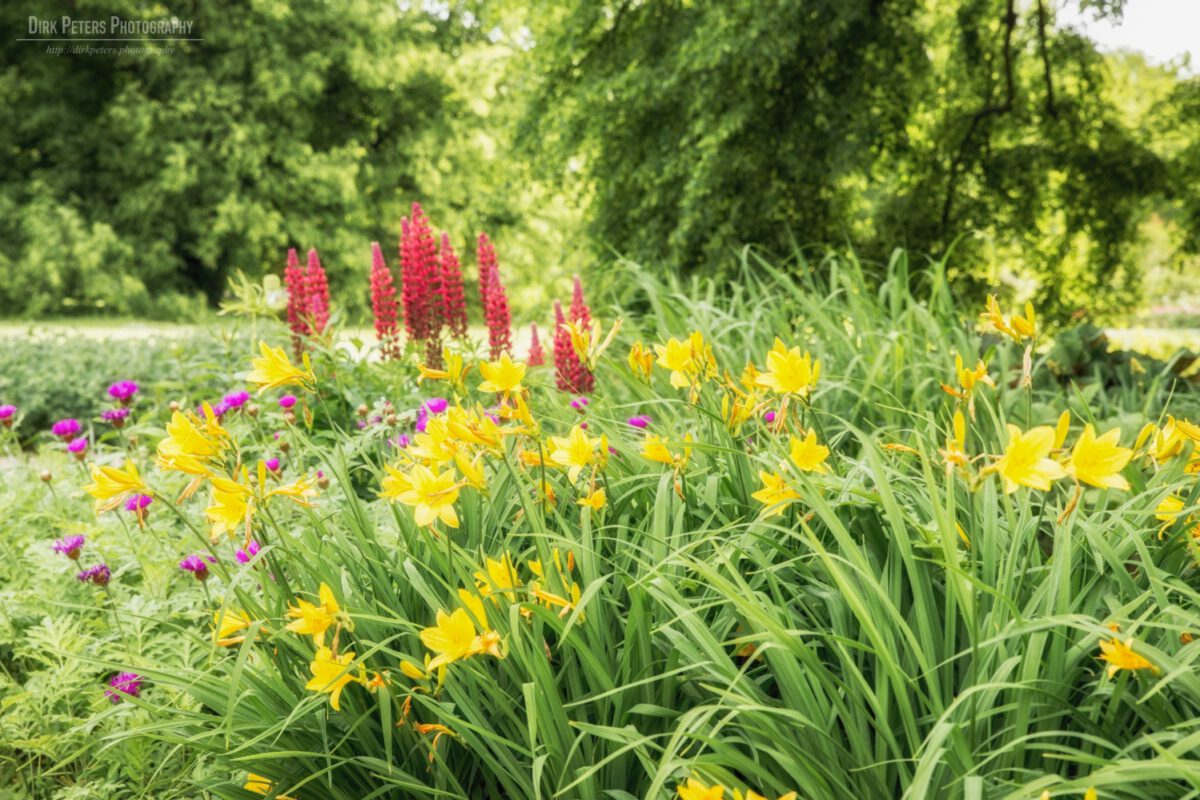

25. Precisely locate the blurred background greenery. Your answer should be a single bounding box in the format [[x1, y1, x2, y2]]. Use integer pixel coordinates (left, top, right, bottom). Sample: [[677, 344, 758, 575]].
[[1, 0, 1199, 326]]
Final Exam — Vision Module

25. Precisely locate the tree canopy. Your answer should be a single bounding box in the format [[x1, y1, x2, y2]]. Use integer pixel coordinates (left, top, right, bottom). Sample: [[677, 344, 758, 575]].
[[1, 0, 1198, 321]]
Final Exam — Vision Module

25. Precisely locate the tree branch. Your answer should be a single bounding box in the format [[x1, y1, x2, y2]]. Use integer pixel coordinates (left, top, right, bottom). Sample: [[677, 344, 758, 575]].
[[940, 0, 1018, 228], [1036, 0, 1058, 118]]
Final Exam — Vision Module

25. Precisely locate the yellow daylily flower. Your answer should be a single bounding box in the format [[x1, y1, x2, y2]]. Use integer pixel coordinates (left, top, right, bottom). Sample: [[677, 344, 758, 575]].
[[205, 476, 252, 541], [1136, 418, 1188, 464], [458, 588, 491, 632], [1065, 424, 1133, 491], [752, 471, 800, 518], [735, 792, 797, 800], [677, 778, 725, 800], [83, 460, 149, 512], [409, 415, 459, 466], [418, 350, 470, 393], [983, 295, 1037, 343], [628, 341, 655, 381], [478, 353, 526, 398], [755, 338, 820, 398], [453, 451, 487, 491], [578, 488, 607, 510], [655, 336, 697, 389], [474, 553, 520, 599], [563, 317, 622, 370], [244, 774, 296, 799], [213, 609, 254, 647], [392, 464, 461, 529], [548, 425, 602, 485], [788, 430, 830, 473], [378, 463, 412, 500], [642, 433, 693, 470], [156, 407, 228, 476], [1098, 636, 1156, 678], [939, 409, 969, 473], [992, 424, 1067, 493], [285, 582, 341, 647], [420, 608, 501, 670], [248, 341, 314, 393], [305, 646, 363, 711]]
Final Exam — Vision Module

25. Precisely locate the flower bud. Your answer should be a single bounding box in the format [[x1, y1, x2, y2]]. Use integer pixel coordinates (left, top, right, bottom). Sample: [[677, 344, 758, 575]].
[[247, 403, 260, 418], [278, 440, 291, 453], [357, 404, 370, 417], [39, 470, 52, 483], [168, 401, 180, 412], [282, 410, 297, 425]]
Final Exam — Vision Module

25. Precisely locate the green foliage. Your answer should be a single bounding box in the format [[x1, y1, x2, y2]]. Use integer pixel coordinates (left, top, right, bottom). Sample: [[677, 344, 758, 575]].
[[0, 1, 583, 319], [0, 331, 245, 440], [3, 252, 1197, 797], [520, 1, 1200, 322], [0, 455, 209, 798]]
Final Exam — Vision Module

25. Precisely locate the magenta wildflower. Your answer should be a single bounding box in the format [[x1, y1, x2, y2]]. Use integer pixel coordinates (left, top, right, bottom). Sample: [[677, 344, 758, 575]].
[[107, 381, 139, 404], [627, 415, 651, 429], [102, 408, 130, 428], [415, 397, 449, 433], [52, 535, 86, 560], [0, 404, 15, 420], [77, 564, 111, 586], [67, 436, 89, 455], [223, 391, 251, 409], [265, 457, 281, 472], [392, 434, 411, 449], [179, 555, 212, 581], [105, 672, 143, 703], [235, 541, 262, 564], [51, 418, 81, 439], [124, 494, 153, 512], [570, 396, 589, 412], [279, 394, 297, 409], [763, 410, 777, 424]]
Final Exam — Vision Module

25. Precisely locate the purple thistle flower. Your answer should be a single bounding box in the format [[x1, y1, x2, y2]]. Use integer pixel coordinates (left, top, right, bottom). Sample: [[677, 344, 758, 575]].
[[102, 408, 131, 424], [356, 420, 367, 430], [77, 564, 111, 586], [264, 457, 281, 472], [0, 404, 16, 420], [107, 381, 139, 404], [67, 436, 89, 454], [124, 494, 153, 512], [627, 415, 651, 429], [52, 535, 86, 560], [763, 410, 777, 423], [278, 394, 297, 409], [579, 421, 589, 429], [210, 400, 232, 417], [392, 434, 411, 449], [179, 555, 211, 580], [423, 397, 448, 415], [223, 390, 251, 409], [105, 672, 143, 703], [51, 418, 81, 439], [235, 541, 261, 564], [570, 396, 589, 412]]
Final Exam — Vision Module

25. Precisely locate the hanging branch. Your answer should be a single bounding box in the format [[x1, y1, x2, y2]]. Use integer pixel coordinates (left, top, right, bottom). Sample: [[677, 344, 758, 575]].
[[940, 0, 1018, 228], [1036, 0, 1058, 118]]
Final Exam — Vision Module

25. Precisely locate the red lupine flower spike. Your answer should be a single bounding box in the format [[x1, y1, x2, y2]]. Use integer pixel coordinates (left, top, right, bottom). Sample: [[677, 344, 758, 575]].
[[553, 300, 575, 392], [284, 247, 309, 358], [370, 241, 400, 359], [306, 248, 330, 335], [439, 233, 467, 339], [528, 322, 545, 366], [477, 232, 512, 360]]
